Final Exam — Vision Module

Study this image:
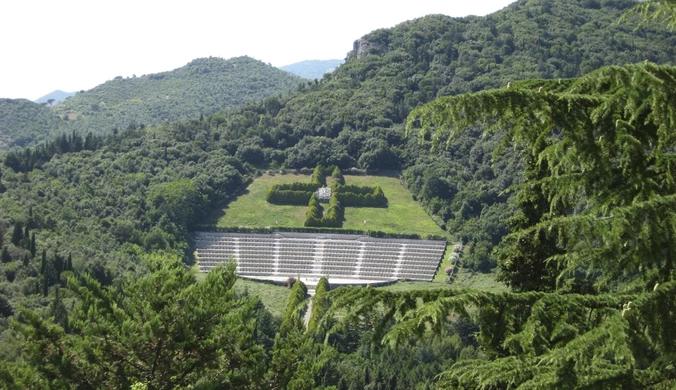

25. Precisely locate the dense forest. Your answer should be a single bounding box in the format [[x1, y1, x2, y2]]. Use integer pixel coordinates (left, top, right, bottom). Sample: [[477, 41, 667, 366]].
[[0, 99, 62, 149], [0, 0, 675, 388], [0, 56, 303, 149]]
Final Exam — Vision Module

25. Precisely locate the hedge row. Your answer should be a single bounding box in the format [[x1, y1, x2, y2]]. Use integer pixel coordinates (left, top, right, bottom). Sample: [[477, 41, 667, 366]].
[[305, 194, 324, 226], [198, 225, 447, 241], [336, 186, 387, 207], [281, 280, 308, 333], [311, 165, 327, 187], [305, 192, 343, 228], [266, 185, 313, 205], [330, 166, 345, 186]]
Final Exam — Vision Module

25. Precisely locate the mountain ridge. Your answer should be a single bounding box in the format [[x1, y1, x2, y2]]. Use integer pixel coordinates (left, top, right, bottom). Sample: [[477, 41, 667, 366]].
[[280, 59, 344, 80], [0, 56, 304, 149]]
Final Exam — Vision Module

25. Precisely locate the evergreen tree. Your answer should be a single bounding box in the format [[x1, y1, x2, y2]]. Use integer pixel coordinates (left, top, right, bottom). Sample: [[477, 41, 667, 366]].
[[29, 232, 36, 258], [40, 249, 46, 275], [0, 167, 5, 193], [65, 253, 73, 272], [0, 226, 3, 249], [10, 222, 22, 246], [1, 246, 10, 264], [50, 287, 69, 333], [21, 224, 30, 249], [11, 254, 267, 388]]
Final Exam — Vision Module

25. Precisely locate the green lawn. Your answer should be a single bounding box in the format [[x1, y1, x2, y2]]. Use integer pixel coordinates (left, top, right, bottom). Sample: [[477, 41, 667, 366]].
[[213, 172, 448, 237], [379, 270, 507, 293]]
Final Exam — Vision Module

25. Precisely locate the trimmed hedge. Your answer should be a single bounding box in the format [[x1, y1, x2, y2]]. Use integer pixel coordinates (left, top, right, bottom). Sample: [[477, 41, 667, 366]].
[[335, 186, 387, 207], [266, 186, 313, 205], [330, 166, 345, 186], [305, 194, 325, 227], [197, 225, 447, 241]]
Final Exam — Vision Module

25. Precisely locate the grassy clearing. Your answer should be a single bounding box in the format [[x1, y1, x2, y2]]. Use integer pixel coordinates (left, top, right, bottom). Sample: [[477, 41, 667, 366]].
[[234, 278, 291, 317], [212, 172, 448, 237], [379, 270, 507, 293], [214, 173, 310, 228]]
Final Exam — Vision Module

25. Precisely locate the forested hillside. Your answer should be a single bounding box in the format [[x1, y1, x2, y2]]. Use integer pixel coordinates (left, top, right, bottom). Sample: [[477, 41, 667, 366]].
[[0, 56, 303, 149], [0, 0, 675, 388], [207, 0, 676, 271], [0, 99, 61, 149]]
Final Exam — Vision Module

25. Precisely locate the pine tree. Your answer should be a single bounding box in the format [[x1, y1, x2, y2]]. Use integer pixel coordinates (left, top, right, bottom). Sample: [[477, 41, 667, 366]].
[[408, 63, 676, 286], [13, 254, 267, 388]]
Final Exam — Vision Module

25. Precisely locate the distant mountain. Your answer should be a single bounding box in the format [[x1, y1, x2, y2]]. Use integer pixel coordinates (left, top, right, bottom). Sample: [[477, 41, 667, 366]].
[[0, 56, 304, 148], [51, 56, 304, 136], [0, 98, 61, 149], [34, 90, 75, 105], [280, 59, 344, 80]]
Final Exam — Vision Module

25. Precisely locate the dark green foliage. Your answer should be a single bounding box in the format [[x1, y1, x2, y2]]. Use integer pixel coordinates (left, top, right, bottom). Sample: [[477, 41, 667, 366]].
[[0, 294, 12, 318], [311, 165, 327, 186], [281, 280, 308, 334], [331, 166, 345, 185], [335, 186, 388, 207], [308, 278, 330, 333], [50, 286, 69, 333], [266, 185, 314, 205], [29, 233, 35, 258], [0, 246, 10, 264], [9, 254, 268, 389], [10, 222, 22, 246], [305, 194, 324, 227], [0, 98, 62, 149]]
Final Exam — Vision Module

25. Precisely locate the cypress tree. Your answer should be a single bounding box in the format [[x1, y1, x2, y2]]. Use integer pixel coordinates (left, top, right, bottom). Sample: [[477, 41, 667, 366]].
[[30, 232, 36, 258], [1, 246, 10, 263], [22, 224, 30, 249], [51, 286, 69, 333], [40, 249, 47, 275], [66, 253, 73, 272], [11, 222, 22, 246]]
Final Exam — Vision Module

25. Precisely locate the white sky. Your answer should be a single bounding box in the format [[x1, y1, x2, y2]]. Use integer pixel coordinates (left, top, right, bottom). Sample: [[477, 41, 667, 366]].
[[0, 0, 515, 100]]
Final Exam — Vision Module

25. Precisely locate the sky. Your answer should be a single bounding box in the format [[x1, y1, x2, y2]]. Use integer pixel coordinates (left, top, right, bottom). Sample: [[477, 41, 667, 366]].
[[0, 0, 515, 101]]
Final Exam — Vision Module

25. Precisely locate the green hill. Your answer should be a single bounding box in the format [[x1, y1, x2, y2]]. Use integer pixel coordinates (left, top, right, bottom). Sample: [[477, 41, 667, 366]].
[[0, 56, 303, 149], [52, 56, 304, 135], [0, 98, 61, 149]]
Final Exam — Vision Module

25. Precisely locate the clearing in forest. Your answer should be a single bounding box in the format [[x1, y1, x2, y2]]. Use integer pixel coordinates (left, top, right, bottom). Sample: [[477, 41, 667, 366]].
[[213, 172, 448, 238]]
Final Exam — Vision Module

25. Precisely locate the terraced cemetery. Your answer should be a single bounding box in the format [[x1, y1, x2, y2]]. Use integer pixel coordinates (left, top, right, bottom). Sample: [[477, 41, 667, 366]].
[[197, 166, 456, 287]]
